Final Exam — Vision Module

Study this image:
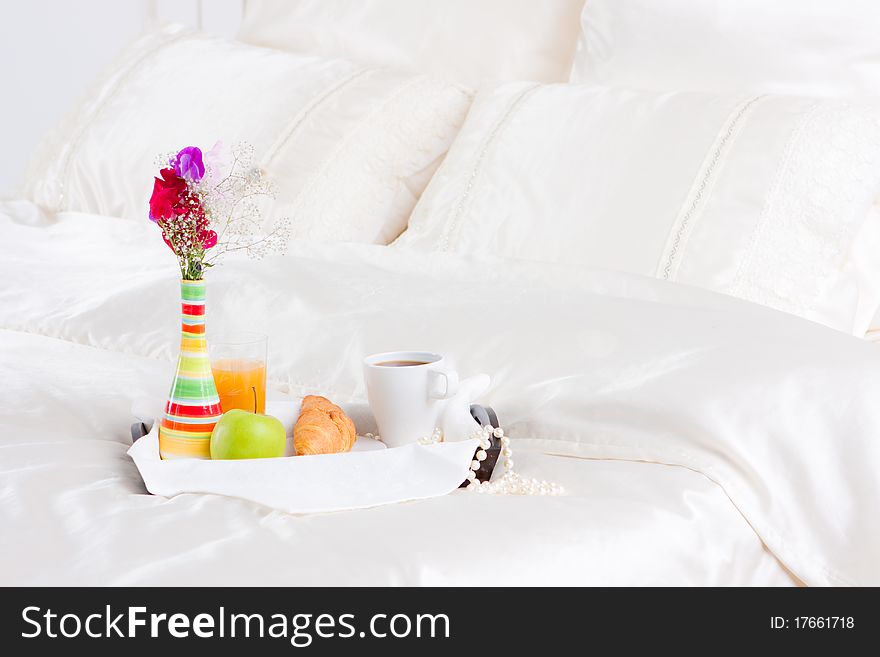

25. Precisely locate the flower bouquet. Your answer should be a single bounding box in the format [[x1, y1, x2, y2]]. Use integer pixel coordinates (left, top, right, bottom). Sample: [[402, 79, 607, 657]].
[[149, 143, 288, 459], [149, 142, 288, 280]]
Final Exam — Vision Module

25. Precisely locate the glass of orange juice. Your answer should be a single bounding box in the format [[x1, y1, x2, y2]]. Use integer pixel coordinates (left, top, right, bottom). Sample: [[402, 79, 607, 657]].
[[209, 332, 267, 414]]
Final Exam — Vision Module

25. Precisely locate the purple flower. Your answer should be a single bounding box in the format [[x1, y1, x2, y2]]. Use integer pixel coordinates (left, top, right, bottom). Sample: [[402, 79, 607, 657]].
[[172, 146, 205, 182]]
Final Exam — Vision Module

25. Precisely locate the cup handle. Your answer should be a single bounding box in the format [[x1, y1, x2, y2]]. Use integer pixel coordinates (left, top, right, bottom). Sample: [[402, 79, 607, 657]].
[[429, 369, 459, 400]]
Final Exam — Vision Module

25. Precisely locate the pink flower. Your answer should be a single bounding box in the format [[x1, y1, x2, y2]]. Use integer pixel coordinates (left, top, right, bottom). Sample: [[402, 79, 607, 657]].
[[201, 230, 218, 249], [200, 141, 228, 187], [172, 146, 205, 182]]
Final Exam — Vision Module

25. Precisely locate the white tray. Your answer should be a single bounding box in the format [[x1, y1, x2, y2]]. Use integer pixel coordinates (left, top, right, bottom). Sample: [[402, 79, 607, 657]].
[[128, 400, 479, 514]]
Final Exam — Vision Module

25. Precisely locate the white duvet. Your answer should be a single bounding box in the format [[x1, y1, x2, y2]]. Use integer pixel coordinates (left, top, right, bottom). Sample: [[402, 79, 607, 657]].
[[2, 201, 879, 586]]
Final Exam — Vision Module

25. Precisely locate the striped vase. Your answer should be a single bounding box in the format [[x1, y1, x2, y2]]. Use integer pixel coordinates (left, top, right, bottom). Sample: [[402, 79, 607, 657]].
[[158, 279, 223, 459]]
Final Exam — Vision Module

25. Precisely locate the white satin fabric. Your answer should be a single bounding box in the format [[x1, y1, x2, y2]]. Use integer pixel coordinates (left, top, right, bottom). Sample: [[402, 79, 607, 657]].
[[852, 207, 880, 335], [238, 0, 586, 88], [570, 0, 880, 97], [4, 204, 880, 585], [0, 328, 790, 586], [396, 83, 880, 334], [22, 25, 471, 244]]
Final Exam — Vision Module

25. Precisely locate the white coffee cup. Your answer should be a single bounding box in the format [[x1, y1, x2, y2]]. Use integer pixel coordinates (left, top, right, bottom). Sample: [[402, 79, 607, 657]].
[[363, 351, 459, 448]]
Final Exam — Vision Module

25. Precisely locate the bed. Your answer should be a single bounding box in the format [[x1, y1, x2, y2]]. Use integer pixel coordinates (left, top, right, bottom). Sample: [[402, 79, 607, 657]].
[[0, 328, 791, 586], [3, 1, 880, 587]]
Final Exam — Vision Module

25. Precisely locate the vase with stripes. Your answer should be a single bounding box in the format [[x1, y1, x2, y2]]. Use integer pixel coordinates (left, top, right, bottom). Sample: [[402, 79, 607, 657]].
[[158, 279, 223, 459]]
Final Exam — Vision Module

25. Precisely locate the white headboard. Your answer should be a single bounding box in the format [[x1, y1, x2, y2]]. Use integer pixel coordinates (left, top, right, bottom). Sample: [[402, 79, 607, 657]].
[[147, 0, 244, 37]]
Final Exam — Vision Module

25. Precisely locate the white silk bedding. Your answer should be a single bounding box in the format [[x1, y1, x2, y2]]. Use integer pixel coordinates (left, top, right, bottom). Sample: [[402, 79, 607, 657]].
[[3, 203, 880, 585], [0, 330, 789, 586], [571, 0, 880, 96], [238, 0, 586, 88]]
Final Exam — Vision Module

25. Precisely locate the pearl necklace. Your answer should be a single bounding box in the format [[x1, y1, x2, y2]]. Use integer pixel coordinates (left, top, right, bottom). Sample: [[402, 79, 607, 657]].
[[462, 424, 564, 496], [404, 425, 563, 496]]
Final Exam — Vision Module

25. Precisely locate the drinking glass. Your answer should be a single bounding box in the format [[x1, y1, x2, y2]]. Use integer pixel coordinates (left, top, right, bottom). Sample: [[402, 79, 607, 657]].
[[209, 332, 267, 414]]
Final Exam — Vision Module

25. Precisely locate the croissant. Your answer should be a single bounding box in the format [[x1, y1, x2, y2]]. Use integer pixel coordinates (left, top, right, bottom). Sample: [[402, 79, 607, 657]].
[[293, 395, 357, 456]]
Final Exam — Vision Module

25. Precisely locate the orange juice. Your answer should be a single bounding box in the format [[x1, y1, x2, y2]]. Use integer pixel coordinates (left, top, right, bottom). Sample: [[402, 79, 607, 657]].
[[211, 358, 266, 414]]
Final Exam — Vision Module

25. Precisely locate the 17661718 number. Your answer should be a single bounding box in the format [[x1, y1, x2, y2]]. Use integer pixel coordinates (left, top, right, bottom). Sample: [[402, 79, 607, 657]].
[[770, 617, 855, 629]]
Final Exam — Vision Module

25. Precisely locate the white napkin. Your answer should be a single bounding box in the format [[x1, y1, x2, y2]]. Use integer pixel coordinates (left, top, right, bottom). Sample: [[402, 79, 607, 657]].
[[128, 401, 479, 514]]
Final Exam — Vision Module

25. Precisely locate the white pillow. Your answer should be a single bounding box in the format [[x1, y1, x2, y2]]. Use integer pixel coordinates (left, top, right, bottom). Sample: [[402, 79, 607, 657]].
[[237, 0, 586, 88], [570, 0, 880, 96], [23, 24, 471, 245], [569, 0, 880, 336], [395, 83, 880, 333]]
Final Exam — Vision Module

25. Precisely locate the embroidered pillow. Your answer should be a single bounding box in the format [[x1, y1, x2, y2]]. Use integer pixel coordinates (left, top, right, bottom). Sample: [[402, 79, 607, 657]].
[[395, 83, 880, 332], [23, 24, 471, 245]]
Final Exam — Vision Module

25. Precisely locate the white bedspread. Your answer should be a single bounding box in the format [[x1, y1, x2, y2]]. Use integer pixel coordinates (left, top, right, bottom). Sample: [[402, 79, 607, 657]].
[[3, 201, 879, 586]]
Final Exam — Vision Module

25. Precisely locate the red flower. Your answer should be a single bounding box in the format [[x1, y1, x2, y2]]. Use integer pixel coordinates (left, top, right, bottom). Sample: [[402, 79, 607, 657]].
[[149, 168, 187, 221], [201, 230, 218, 249]]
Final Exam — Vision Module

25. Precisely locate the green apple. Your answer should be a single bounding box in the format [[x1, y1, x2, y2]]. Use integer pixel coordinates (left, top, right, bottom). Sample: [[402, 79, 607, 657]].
[[210, 409, 286, 460]]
